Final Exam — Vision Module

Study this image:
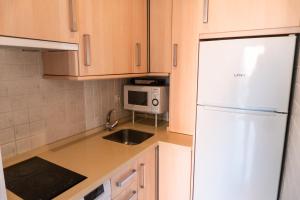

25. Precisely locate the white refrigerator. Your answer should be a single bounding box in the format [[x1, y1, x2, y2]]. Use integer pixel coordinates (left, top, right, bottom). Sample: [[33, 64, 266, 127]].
[[193, 35, 296, 200]]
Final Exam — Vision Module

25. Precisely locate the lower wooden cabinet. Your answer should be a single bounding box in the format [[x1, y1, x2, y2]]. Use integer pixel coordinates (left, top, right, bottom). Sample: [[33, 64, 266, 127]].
[[159, 142, 192, 200], [111, 145, 157, 200], [111, 161, 138, 199], [137, 146, 156, 200], [110, 143, 191, 200]]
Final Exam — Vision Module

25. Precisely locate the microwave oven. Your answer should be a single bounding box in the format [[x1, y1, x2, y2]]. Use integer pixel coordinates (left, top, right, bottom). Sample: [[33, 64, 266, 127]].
[[124, 85, 169, 114]]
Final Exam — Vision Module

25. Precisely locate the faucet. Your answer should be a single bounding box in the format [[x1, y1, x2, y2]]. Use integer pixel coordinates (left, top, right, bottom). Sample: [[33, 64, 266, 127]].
[[105, 109, 119, 131]]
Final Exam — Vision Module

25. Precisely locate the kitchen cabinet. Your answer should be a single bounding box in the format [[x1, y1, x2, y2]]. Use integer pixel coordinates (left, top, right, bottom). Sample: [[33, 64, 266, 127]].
[[150, 0, 172, 73], [111, 161, 138, 199], [111, 145, 156, 200], [132, 0, 148, 74], [168, 0, 201, 135], [0, 0, 78, 43], [78, 0, 147, 76], [199, 0, 300, 35], [137, 146, 156, 200], [159, 142, 192, 200]]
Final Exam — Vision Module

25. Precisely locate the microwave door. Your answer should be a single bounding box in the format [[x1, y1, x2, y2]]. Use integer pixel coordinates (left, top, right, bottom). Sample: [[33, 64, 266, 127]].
[[124, 86, 152, 113], [128, 90, 148, 106]]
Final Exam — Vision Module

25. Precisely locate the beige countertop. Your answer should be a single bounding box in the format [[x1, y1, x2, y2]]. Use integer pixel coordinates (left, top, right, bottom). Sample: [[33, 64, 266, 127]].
[[4, 120, 193, 200]]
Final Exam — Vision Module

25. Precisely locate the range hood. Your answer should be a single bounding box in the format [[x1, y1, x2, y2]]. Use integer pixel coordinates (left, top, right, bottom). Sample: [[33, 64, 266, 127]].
[[0, 36, 78, 51]]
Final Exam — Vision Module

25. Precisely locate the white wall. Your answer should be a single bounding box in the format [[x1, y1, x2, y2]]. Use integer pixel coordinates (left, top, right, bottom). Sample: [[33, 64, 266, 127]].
[[0, 47, 129, 159], [281, 41, 300, 200]]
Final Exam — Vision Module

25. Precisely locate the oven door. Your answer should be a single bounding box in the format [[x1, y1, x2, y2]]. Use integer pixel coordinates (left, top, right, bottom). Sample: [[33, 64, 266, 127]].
[[124, 86, 152, 113]]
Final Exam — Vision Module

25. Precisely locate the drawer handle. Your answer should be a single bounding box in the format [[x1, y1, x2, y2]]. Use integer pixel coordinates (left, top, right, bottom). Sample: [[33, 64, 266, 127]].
[[128, 191, 137, 200], [140, 163, 145, 189], [135, 43, 141, 67], [116, 169, 137, 187], [69, 0, 78, 32], [173, 44, 178, 67], [83, 34, 91, 66], [203, 0, 209, 23]]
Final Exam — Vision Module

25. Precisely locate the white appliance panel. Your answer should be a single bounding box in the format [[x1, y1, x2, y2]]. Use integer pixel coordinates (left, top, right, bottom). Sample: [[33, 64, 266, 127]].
[[0, 149, 7, 200], [194, 106, 287, 200], [197, 35, 296, 112]]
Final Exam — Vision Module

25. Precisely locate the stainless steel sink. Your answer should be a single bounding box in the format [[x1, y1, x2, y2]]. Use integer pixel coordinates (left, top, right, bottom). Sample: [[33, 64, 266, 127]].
[[103, 129, 154, 145]]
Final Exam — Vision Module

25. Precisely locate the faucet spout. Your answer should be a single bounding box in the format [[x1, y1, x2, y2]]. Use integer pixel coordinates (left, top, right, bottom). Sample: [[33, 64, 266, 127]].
[[105, 109, 119, 131]]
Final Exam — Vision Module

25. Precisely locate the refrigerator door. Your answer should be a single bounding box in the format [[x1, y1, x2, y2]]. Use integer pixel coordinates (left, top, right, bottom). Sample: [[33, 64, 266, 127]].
[[193, 106, 287, 200], [0, 149, 7, 200], [197, 35, 296, 113]]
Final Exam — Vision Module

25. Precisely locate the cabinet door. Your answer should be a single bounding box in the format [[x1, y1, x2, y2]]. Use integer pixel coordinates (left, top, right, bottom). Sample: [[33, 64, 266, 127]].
[[0, 0, 78, 43], [200, 0, 300, 34], [137, 146, 156, 200], [159, 142, 192, 200], [168, 0, 200, 135], [132, 0, 148, 73], [78, 0, 133, 76], [150, 0, 172, 73]]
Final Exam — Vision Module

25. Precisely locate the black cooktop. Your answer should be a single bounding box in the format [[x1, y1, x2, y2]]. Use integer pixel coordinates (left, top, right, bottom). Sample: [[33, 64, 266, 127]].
[[4, 157, 87, 200]]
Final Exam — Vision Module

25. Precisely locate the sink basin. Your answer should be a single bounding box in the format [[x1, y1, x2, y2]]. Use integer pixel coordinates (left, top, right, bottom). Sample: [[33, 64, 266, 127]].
[[103, 129, 154, 145]]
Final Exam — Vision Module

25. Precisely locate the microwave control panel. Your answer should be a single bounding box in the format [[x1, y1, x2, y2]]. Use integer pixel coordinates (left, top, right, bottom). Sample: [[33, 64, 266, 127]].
[[151, 89, 160, 113]]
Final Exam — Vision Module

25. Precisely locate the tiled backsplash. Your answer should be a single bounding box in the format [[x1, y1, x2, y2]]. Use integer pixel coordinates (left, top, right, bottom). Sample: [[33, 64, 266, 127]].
[[0, 48, 129, 159], [281, 43, 300, 199]]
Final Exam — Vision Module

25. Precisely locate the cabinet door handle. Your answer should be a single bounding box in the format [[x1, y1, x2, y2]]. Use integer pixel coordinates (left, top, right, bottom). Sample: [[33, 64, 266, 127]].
[[173, 44, 178, 67], [140, 163, 145, 189], [69, 0, 78, 32], [128, 191, 137, 200], [83, 34, 91, 66], [116, 169, 137, 187], [203, 0, 209, 23], [135, 43, 141, 67]]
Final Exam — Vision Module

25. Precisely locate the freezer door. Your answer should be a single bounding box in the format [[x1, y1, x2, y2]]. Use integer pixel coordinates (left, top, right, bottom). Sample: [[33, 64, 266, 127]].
[[193, 106, 287, 200], [198, 35, 296, 112]]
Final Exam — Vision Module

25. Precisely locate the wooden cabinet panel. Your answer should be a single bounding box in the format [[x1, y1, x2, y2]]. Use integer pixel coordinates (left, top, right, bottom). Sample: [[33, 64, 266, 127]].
[[200, 0, 300, 34], [159, 142, 192, 200], [168, 0, 200, 135], [132, 0, 148, 73], [78, 0, 147, 76], [111, 161, 138, 199], [78, 0, 133, 76], [0, 0, 78, 43], [150, 0, 172, 73], [137, 146, 156, 200], [113, 179, 138, 200]]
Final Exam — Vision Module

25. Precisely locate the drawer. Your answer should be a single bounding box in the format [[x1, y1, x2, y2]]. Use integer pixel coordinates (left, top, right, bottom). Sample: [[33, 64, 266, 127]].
[[113, 179, 138, 200], [111, 161, 138, 198]]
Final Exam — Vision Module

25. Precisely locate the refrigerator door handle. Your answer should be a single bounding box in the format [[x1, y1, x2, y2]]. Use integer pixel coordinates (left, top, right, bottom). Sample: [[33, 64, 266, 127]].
[[200, 105, 284, 116]]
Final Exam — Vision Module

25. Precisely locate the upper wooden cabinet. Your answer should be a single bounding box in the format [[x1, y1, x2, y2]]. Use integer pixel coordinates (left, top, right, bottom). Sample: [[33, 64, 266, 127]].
[[150, 0, 172, 73], [200, 0, 300, 34], [0, 0, 79, 43], [78, 0, 147, 76], [168, 0, 201, 135]]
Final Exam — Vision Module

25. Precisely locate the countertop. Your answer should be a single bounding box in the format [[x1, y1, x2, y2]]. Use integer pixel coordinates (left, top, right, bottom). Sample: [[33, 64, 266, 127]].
[[3, 120, 193, 200]]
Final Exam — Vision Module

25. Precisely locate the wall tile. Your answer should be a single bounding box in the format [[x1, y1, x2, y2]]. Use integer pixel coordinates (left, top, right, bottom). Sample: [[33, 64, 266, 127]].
[[15, 124, 30, 140], [0, 128, 15, 145], [0, 47, 129, 158], [0, 112, 13, 129], [1, 142, 16, 159], [16, 138, 31, 154], [0, 97, 11, 113], [13, 110, 29, 125], [10, 95, 28, 111]]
